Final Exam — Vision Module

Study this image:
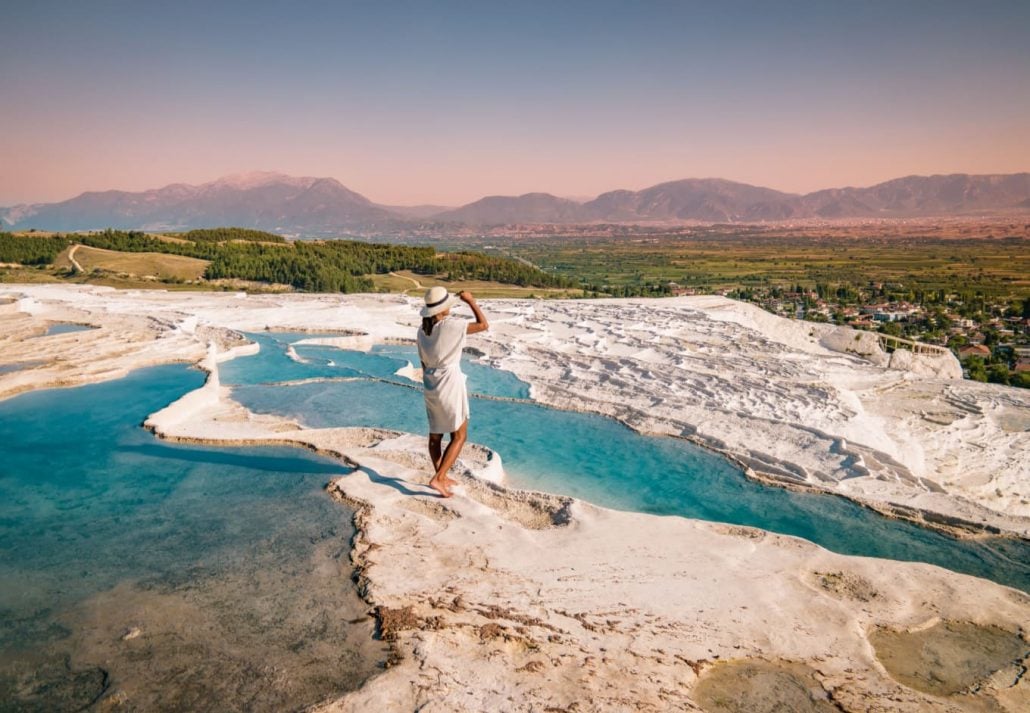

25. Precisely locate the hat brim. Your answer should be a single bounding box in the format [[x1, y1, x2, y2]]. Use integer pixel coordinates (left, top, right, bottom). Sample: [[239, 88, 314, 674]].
[[420, 294, 460, 318]]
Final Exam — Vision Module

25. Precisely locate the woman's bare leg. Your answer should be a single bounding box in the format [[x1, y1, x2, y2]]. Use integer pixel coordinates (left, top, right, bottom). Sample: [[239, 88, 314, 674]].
[[428, 433, 443, 472], [428, 420, 467, 497]]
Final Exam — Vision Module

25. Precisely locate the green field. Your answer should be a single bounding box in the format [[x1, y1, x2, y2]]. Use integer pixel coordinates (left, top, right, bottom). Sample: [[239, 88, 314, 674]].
[[506, 235, 1030, 298], [4, 228, 1028, 302]]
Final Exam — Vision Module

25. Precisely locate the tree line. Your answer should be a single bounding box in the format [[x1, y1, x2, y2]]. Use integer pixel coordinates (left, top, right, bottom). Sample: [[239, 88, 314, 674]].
[[0, 234, 71, 264], [180, 228, 287, 243], [0, 229, 574, 293]]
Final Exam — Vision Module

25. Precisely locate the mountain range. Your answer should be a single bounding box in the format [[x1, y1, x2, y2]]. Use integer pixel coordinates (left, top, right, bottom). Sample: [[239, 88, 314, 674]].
[[3, 171, 1029, 234]]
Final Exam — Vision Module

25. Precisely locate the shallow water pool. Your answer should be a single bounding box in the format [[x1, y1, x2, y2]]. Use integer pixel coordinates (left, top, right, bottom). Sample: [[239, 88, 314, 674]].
[[227, 333, 1030, 593], [41, 322, 96, 336], [0, 361, 44, 375], [0, 363, 383, 710]]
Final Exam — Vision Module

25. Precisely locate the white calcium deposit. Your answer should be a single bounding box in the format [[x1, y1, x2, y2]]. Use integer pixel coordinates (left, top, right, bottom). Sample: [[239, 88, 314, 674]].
[[2, 285, 1029, 711], [2, 285, 1027, 533]]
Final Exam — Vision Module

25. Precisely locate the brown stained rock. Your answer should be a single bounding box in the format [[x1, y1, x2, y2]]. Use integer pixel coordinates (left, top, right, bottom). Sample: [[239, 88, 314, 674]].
[[473, 603, 556, 630], [422, 616, 445, 631], [374, 604, 444, 640], [869, 620, 1029, 698], [676, 656, 707, 675], [692, 659, 842, 713], [556, 609, 601, 632], [476, 623, 538, 649], [812, 570, 880, 602], [479, 623, 505, 640], [428, 595, 464, 612], [516, 660, 547, 673], [375, 605, 420, 641]]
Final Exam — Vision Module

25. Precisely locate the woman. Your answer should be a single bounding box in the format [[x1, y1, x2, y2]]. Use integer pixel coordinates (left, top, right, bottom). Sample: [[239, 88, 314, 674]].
[[417, 286, 489, 497]]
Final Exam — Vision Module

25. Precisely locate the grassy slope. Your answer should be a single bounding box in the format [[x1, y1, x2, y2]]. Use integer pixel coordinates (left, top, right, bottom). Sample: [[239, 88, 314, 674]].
[[55, 244, 209, 280]]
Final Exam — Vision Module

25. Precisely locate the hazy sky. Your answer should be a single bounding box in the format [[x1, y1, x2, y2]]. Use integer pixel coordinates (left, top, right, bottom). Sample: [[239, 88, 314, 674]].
[[2, 0, 1028, 205]]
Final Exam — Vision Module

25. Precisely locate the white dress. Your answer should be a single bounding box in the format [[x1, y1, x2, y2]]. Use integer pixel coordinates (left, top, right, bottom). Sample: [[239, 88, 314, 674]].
[[416, 316, 470, 434]]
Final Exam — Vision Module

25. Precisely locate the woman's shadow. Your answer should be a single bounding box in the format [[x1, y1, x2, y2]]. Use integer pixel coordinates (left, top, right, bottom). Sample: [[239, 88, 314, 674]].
[[355, 464, 441, 497]]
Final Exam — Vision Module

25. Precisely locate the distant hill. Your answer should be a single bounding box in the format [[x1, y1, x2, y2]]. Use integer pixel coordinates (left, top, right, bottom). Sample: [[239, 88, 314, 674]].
[[582, 178, 803, 222], [3, 171, 1028, 233], [800, 173, 1030, 218], [380, 204, 455, 219], [433, 193, 587, 224], [440, 174, 1030, 225], [0, 171, 403, 235]]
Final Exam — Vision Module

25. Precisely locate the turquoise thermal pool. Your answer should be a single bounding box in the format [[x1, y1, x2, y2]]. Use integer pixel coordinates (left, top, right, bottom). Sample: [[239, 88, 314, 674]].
[[223, 333, 1030, 593], [2, 329, 1028, 709], [0, 363, 382, 710]]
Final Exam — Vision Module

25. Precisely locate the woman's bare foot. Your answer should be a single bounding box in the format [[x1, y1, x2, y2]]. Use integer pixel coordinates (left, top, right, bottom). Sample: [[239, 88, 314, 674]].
[[428, 475, 453, 498]]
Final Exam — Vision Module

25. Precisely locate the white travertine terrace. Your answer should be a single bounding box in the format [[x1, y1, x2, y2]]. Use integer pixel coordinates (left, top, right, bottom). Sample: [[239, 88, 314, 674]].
[[2, 285, 1028, 711], [3, 285, 1024, 534]]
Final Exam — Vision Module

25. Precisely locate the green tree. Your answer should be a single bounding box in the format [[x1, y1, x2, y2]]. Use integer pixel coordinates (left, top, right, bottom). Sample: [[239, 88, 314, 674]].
[[931, 308, 952, 331], [879, 320, 902, 337], [0, 233, 72, 264], [964, 356, 988, 382], [182, 227, 286, 243], [986, 363, 1010, 385]]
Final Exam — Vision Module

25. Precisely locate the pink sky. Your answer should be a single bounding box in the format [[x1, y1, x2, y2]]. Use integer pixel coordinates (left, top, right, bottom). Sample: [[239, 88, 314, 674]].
[[2, 2, 1028, 207], [5, 119, 1028, 207]]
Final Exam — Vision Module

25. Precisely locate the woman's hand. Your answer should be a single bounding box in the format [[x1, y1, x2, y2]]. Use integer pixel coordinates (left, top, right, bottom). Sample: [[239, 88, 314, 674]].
[[458, 290, 475, 303]]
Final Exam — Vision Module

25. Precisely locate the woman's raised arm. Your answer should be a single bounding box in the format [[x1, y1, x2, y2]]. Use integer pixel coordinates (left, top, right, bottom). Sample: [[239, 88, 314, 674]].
[[458, 291, 489, 335]]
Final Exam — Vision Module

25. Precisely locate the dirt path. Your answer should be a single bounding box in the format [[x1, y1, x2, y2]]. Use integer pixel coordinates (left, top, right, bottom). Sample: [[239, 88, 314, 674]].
[[388, 272, 423, 290], [68, 244, 84, 273]]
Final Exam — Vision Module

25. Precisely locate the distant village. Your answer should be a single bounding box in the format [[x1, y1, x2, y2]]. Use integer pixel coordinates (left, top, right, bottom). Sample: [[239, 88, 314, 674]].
[[696, 283, 1030, 388]]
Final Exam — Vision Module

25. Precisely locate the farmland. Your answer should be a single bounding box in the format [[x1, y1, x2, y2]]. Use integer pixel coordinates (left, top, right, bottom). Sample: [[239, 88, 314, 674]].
[[504, 234, 1030, 299]]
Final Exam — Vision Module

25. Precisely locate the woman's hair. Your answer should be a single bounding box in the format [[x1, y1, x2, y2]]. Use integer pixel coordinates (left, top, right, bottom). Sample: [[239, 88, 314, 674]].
[[421, 316, 436, 336]]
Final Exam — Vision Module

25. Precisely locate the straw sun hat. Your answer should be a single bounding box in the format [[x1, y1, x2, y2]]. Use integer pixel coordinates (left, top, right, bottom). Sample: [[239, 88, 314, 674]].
[[420, 286, 460, 317]]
